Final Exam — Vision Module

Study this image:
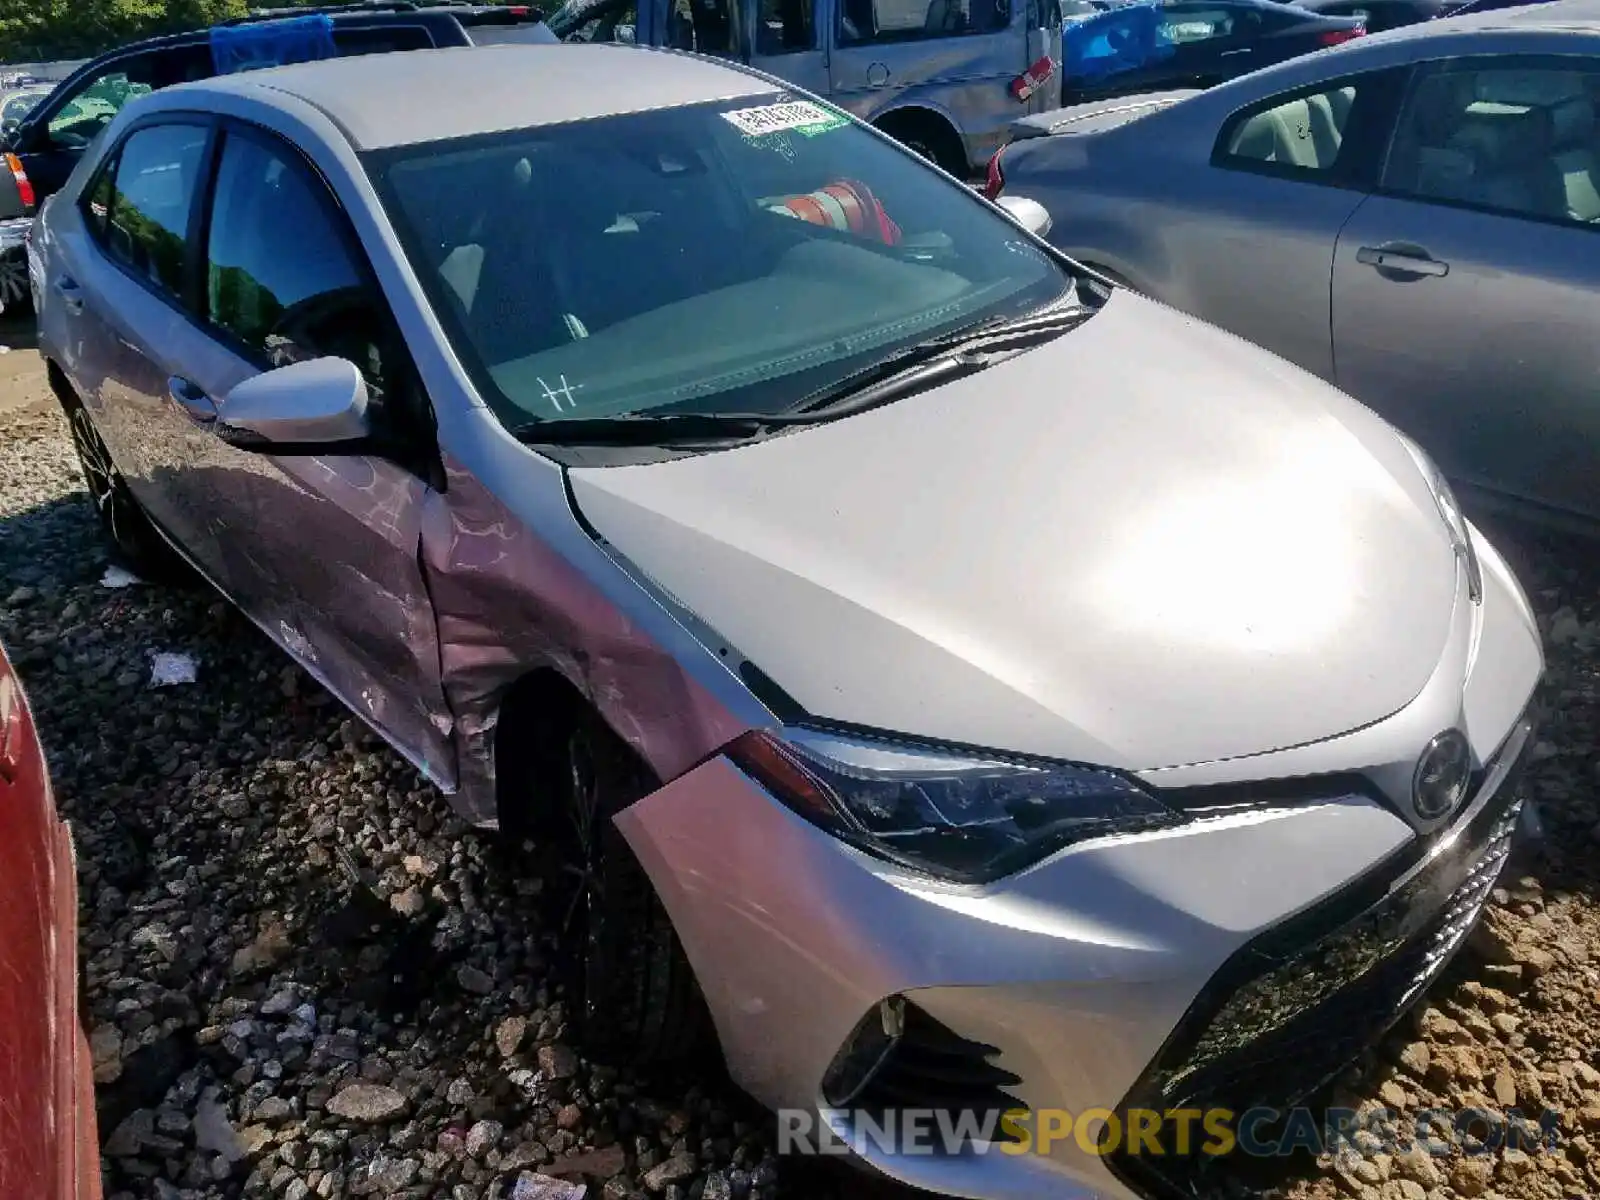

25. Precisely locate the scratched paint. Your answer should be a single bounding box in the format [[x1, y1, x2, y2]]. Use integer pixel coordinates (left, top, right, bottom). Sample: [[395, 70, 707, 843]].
[[418, 460, 754, 827]]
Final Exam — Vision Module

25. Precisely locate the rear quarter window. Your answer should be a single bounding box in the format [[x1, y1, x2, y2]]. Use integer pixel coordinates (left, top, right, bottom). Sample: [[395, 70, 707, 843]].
[[332, 25, 438, 53]]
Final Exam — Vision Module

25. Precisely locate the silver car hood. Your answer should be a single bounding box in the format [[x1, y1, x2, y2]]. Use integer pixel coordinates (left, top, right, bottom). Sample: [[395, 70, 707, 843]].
[[568, 290, 1459, 771]]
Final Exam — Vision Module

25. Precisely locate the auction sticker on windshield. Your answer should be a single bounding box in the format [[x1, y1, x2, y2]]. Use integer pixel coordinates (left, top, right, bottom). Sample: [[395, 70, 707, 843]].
[[722, 100, 847, 138]]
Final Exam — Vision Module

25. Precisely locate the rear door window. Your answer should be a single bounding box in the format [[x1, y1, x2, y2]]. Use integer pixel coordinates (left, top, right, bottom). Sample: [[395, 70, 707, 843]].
[[94, 122, 209, 301], [839, 0, 1011, 43]]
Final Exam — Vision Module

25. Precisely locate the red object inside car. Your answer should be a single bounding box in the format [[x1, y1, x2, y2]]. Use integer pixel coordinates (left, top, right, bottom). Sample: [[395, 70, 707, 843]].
[[1319, 25, 1366, 44], [983, 147, 1006, 200], [770, 179, 903, 245]]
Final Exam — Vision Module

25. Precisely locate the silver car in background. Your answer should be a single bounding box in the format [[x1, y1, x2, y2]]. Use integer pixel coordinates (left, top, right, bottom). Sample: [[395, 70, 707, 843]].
[[992, 0, 1600, 526], [31, 42, 1542, 1200]]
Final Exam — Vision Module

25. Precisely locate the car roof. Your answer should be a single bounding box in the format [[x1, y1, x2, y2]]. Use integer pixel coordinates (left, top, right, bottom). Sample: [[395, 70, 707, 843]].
[[53, 4, 538, 63], [1374, 0, 1600, 35], [161, 44, 783, 150]]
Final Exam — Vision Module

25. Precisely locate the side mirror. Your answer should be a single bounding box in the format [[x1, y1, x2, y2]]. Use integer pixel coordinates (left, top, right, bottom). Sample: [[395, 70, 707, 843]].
[[215, 357, 371, 452], [994, 194, 1053, 239]]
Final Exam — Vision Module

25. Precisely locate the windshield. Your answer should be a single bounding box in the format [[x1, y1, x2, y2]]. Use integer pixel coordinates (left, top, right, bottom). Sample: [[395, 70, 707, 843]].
[[546, 0, 631, 38], [1, 90, 48, 127], [370, 94, 1072, 431]]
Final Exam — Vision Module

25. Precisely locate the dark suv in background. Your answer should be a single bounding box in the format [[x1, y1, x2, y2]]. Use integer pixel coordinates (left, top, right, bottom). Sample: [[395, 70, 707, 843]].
[[0, 1, 552, 311]]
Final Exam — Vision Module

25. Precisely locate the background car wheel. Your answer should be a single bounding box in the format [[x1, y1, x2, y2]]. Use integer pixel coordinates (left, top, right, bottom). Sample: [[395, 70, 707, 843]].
[[55, 380, 186, 581], [875, 111, 969, 179], [541, 710, 713, 1068], [0, 245, 31, 318]]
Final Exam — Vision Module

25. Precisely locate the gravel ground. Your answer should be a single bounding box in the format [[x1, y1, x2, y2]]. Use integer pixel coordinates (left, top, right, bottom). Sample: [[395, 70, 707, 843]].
[[1, 322, 1598, 1200]]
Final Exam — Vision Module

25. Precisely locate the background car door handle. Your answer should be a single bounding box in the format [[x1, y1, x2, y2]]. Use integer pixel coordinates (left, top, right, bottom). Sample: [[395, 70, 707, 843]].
[[1219, 48, 1252, 56], [52, 276, 83, 313], [167, 376, 217, 423], [1356, 245, 1449, 277]]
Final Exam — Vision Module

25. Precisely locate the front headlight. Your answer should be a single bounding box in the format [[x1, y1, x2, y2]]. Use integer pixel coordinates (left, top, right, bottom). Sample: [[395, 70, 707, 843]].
[[726, 727, 1181, 884], [1397, 435, 1482, 604]]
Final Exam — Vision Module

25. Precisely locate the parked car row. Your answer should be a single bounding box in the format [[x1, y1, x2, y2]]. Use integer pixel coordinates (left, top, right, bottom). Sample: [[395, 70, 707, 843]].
[[990, 0, 1600, 526], [24, 8, 1547, 1196]]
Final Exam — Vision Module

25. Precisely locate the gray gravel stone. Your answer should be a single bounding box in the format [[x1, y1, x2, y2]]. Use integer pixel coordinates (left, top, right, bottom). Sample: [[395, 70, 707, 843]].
[[325, 1083, 408, 1124]]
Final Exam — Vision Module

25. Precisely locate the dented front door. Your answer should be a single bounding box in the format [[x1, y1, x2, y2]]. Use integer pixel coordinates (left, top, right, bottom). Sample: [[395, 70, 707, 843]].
[[177, 122, 456, 787]]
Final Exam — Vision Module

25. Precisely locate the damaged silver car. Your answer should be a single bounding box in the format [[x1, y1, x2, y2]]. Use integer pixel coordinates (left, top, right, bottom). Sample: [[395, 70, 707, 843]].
[[32, 42, 1543, 1200]]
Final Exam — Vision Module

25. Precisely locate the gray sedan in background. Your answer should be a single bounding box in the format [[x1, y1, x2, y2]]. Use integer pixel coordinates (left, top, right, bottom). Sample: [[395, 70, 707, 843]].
[[992, 0, 1600, 525]]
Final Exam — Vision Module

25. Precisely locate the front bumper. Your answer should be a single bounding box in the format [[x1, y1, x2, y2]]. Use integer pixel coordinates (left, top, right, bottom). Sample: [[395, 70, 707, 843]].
[[1109, 715, 1534, 1199], [615, 527, 1542, 1200]]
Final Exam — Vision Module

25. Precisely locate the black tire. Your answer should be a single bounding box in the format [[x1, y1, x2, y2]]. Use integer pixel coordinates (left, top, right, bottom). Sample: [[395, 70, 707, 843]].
[[56, 381, 186, 581], [546, 710, 712, 1067]]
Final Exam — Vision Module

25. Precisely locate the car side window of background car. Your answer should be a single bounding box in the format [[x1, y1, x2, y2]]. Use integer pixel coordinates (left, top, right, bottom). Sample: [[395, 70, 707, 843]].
[[839, 0, 1010, 45], [666, 0, 735, 53], [1379, 57, 1600, 228], [1215, 70, 1405, 183], [49, 70, 155, 150], [1158, 5, 1246, 44], [204, 131, 398, 413], [758, 0, 816, 52], [89, 123, 208, 301], [564, 0, 643, 42]]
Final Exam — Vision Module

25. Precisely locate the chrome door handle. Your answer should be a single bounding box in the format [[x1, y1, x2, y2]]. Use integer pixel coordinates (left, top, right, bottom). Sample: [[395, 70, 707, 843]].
[[1219, 48, 1252, 56], [1356, 245, 1449, 277], [167, 375, 217, 424]]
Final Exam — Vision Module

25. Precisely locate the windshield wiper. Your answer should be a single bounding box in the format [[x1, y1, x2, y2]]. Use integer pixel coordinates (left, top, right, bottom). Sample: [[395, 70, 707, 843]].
[[790, 301, 1092, 418], [510, 410, 789, 447], [510, 302, 1092, 448]]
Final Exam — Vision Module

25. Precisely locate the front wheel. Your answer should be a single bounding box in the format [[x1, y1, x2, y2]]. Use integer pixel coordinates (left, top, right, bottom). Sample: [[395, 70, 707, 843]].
[[554, 713, 713, 1067]]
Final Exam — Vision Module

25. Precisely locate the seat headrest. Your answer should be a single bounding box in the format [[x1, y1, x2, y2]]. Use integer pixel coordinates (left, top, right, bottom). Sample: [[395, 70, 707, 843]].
[[1453, 104, 1552, 168], [1473, 69, 1587, 107], [1408, 73, 1472, 143], [1550, 94, 1596, 148]]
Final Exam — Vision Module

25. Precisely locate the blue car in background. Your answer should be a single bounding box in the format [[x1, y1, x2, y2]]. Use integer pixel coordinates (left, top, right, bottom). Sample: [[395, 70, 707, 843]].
[[1061, 0, 1367, 102]]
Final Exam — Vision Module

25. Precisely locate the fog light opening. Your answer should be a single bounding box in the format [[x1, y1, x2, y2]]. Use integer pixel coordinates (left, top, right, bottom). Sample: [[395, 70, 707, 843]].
[[822, 996, 907, 1108]]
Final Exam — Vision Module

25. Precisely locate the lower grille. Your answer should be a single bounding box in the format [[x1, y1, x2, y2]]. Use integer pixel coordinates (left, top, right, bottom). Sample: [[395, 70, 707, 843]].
[[1109, 726, 1531, 1199]]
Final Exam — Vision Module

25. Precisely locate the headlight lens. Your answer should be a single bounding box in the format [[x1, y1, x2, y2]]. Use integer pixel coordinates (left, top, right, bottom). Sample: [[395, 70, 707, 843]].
[[1398, 435, 1482, 603], [726, 727, 1180, 883]]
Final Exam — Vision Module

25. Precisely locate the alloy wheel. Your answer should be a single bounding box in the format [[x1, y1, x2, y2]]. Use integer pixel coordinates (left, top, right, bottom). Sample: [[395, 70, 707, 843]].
[[0, 248, 27, 312], [67, 403, 132, 547], [560, 726, 610, 1024]]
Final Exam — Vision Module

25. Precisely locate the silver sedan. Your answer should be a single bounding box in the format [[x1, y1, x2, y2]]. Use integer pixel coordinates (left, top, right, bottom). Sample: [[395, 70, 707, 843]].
[[32, 41, 1542, 1200], [992, 0, 1600, 525]]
